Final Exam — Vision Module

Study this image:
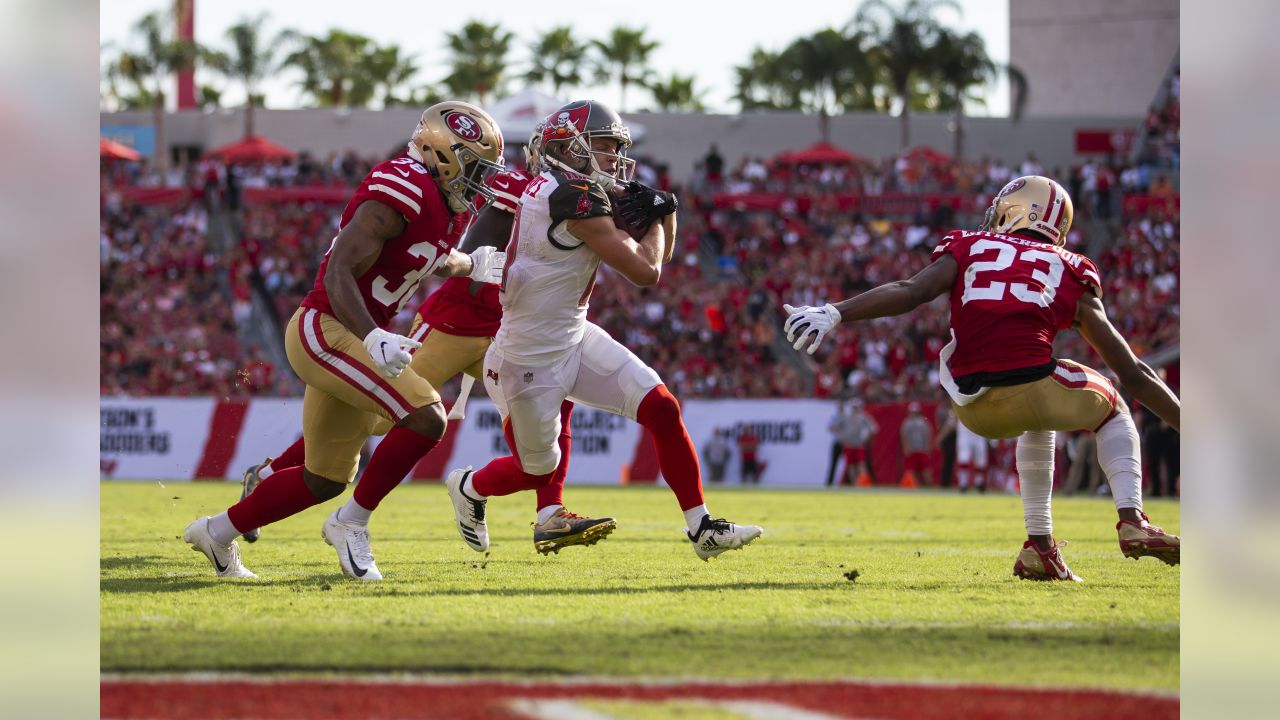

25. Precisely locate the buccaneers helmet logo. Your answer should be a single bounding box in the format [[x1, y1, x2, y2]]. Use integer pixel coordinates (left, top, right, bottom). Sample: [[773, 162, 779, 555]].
[[445, 111, 484, 142], [543, 103, 592, 144]]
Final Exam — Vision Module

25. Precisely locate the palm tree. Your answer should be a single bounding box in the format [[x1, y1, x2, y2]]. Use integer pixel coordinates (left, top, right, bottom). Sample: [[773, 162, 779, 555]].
[[442, 21, 514, 105], [591, 26, 659, 112], [370, 45, 421, 107], [646, 73, 704, 112], [210, 13, 280, 136], [778, 28, 877, 139], [733, 47, 800, 112], [852, 0, 961, 149], [116, 11, 201, 172], [524, 27, 587, 95], [280, 29, 373, 107], [929, 28, 1027, 159]]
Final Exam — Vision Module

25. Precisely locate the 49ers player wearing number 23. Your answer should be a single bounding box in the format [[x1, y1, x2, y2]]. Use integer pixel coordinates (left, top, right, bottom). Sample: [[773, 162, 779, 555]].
[[183, 101, 506, 580], [784, 175, 1181, 582]]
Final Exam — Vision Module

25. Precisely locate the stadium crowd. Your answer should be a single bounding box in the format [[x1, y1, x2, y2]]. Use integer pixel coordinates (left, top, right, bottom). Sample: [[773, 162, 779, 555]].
[[100, 137, 1179, 405]]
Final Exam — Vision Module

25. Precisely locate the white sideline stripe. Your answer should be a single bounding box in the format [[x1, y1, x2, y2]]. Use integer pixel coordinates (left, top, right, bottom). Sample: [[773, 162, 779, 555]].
[[302, 309, 411, 419], [722, 701, 855, 720], [370, 171, 423, 197], [510, 699, 854, 720], [96, 673, 1180, 700], [368, 184, 422, 215], [509, 700, 616, 720]]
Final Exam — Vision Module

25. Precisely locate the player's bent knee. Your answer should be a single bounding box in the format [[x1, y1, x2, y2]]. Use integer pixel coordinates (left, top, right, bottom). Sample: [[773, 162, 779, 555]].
[[399, 402, 447, 440], [302, 470, 346, 501], [520, 445, 561, 477], [637, 384, 680, 428]]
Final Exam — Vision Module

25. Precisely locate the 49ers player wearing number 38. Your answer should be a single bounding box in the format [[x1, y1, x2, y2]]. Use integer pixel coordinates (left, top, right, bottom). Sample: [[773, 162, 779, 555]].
[[183, 101, 506, 580], [783, 176, 1181, 582]]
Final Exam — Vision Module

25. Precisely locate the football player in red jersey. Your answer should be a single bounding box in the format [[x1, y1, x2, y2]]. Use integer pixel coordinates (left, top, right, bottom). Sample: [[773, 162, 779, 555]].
[[239, 124, 617, 555], [783, 176, 1180, 581], [184, 101, 506, 580]]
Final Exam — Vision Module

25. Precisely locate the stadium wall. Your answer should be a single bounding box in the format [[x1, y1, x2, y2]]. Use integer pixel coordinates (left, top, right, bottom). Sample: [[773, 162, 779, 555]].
[[101, 107, 1140, 183], [100, 397, 945, 488]]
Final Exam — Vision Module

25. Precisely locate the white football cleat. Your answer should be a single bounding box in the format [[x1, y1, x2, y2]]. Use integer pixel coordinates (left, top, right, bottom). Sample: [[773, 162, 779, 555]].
[[184, 517, 257, 578], [687, 515, 764, 561], [321, 508, 383, 581], [446, 466, 489, 552]]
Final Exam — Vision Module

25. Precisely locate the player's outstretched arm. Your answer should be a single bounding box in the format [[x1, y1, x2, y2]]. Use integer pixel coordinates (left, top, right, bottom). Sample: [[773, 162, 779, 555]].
[[570, 215, 666, 287], [784, 256, 956, 354], [325, 200, 405, 340], [832, 256, 957, 323], [1075, 294, 1180, 432]]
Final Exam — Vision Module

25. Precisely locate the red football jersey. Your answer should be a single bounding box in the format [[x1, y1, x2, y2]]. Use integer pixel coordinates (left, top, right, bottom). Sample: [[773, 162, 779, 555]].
[[931, 229, 1103, 378], [416, 169, 530, 337], [301, 155, 464, 329]]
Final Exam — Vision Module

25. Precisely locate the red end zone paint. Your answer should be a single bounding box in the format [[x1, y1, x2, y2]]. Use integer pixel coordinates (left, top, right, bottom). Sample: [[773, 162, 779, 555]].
[[101, 678, 1178, 720]]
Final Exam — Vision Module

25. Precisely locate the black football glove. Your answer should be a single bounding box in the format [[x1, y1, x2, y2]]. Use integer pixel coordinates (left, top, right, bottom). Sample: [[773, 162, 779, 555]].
[[615, 181, 678, 228]]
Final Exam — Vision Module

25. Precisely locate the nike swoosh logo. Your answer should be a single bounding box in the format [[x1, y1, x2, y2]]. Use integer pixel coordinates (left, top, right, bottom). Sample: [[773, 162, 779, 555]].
[[346, 543, 368, 577], [212, 553, 228, 573], [570, 183, 589, 191], [394, 167, 410, 177], [379, 341, 388, 360]]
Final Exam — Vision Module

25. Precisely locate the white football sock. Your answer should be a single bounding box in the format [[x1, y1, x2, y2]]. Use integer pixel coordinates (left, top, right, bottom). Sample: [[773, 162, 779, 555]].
[[957, 465, 970, 489], [537, 504, 563, 525], [684, 504, 709, 534], [1016, 431, 1055, 536], [207, 512, 241, 545], [338, 498, 371, 526], [1095, 405, 1144, 513], [462, 475, 487, 500]]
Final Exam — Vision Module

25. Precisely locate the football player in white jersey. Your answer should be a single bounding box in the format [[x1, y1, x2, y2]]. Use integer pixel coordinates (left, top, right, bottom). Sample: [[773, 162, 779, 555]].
[[444, 100, 764, 561]]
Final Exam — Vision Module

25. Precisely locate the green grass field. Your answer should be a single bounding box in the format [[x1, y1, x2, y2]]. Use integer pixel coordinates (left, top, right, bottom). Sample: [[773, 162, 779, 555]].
[[101, 482, 1179, 690]]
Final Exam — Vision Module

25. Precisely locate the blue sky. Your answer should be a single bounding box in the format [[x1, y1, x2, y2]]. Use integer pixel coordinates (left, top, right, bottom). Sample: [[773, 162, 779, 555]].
[[100, 0, 1011, 115]]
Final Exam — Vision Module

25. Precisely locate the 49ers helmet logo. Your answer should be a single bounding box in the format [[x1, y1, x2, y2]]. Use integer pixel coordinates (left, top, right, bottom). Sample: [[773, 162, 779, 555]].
[[445, 111, 484, 142], [997, 178, 1026, 197]]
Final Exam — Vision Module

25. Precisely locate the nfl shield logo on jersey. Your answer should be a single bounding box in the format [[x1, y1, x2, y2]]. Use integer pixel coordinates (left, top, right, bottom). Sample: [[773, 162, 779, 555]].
[[523, 372, 534, 384]]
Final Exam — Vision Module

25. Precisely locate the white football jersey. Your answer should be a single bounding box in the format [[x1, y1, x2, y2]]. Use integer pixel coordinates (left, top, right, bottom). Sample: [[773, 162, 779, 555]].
[[494, 169, 613, 363]]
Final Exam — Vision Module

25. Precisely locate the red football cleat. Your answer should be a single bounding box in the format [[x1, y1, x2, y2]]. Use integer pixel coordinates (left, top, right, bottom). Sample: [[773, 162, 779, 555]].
[[1117, 513, 1180, 565], [1013, 539, 1083, 582]]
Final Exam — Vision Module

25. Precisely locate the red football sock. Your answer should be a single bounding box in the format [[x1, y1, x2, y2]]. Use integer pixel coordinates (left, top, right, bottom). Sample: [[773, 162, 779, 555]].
[[535, 401, 574, 511], [636, 385, 705, 511], [352, 425, 439, 511], [268, 437, 305, 474], [473, 416, 555, 497], [226, 466, 322, 532]]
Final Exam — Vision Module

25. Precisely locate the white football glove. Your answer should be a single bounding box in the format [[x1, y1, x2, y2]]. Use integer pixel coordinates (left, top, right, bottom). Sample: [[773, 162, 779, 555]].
[[362, 327, 421, 379], [783, 303, 842, 355], [467, 246, 507, 284]]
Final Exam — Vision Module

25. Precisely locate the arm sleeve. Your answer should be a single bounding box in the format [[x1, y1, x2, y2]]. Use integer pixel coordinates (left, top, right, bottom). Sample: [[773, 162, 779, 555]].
[[548, 178, 612, 222]]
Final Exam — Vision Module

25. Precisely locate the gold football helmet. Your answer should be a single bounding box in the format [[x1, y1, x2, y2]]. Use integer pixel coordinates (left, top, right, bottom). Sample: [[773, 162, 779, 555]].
[[408, 101, 505, 214], [981, 175, 1074, 246]]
